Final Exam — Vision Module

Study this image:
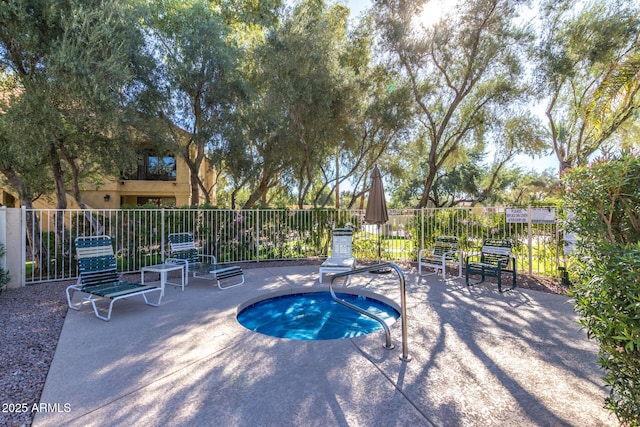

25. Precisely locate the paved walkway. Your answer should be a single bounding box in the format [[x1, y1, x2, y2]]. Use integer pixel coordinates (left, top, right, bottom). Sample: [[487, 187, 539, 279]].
[[34, 265, 617, 426]]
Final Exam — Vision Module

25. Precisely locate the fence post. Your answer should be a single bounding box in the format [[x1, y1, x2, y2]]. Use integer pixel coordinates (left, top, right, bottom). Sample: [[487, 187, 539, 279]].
[[527, 206, 533, 275], [420, 208, 425, 252], [255, 209, 259, 262], [3, 207, 26, 288], [161, 208, 165, 263]]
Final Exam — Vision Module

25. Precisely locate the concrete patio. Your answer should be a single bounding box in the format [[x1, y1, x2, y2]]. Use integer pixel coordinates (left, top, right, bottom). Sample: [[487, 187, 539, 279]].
[[34, 265, 617, 426]]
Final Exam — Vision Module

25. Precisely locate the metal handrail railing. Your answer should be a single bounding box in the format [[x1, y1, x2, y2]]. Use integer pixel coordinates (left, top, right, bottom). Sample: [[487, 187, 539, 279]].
[[330, 262, 411, 362]]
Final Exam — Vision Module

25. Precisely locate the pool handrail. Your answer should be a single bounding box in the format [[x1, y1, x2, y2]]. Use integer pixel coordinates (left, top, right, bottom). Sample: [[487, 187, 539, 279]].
[[329, 273, 394, 350], [330, 262, 411, 362]]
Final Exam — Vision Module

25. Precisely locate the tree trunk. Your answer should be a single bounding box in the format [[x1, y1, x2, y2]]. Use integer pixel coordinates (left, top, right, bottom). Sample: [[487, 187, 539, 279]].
[[358, 173, 368, 210], [244, 177, 273, 208], [49, 143, 68, 256], [418, 162, 438, 208], [49, 142, 67, 211], [190, 171, 200, 205], [59, 144, 104, 234]]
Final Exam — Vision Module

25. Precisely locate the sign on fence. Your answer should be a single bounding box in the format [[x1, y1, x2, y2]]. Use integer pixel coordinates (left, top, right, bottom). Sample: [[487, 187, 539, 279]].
[[506, 208, 528, 223], [506, 208, 556, 224]]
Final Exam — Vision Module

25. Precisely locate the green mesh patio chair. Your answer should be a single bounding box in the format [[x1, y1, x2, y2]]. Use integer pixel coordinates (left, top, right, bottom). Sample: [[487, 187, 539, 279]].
[[66, 235, 162, 321], [465, 238, 517, 293], [166, 232, 244, 290]]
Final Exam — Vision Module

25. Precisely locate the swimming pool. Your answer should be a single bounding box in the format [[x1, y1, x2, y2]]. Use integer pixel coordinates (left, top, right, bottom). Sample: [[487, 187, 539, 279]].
[[237, 291, 400, 340]]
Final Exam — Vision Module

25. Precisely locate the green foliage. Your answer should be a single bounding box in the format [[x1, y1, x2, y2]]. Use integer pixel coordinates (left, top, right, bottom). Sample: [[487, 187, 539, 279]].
[[0, 0, 155, 222], [417, 208, 511, 251], [563, 153, 640, 245], [237, 0, 364, 208], [352, 234, 381, 260], [535, 0, 640, 172], [54, 206, 337, 270], [506, 169, 562, 206], [563, 152, 640, 425], [141, 0, 244, 205], [571, 244, 640, 424]]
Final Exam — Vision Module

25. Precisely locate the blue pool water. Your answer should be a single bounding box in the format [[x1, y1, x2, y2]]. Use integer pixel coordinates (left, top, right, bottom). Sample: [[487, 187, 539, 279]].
[[237, 292, 400, 340]]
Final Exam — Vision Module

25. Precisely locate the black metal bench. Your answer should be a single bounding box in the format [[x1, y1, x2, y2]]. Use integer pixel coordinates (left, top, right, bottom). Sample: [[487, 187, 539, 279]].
[[465, 239, 516, 293]]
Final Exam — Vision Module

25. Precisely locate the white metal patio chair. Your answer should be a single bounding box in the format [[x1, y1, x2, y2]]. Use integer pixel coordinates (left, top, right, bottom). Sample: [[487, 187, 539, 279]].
[[418, 235, 462, 280], [319, 228, 356, 283]]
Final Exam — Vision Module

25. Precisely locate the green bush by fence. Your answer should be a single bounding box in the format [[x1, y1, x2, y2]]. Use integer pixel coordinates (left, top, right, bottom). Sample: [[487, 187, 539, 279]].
[[563, 153, 640, 425]]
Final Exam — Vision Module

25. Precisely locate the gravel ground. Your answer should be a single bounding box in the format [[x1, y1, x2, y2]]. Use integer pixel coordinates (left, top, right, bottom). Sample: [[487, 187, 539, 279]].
[[0, 260, 569, 427], [0, 280, 69, 427]]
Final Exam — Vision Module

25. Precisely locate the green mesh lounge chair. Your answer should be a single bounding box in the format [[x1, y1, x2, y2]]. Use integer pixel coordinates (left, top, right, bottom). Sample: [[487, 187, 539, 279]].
[[66, 235, 162, 321], [166, 232, 244, 290]]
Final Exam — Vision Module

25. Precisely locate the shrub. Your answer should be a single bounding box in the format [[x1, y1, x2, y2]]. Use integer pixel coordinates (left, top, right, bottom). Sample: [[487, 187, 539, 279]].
[[563, 152, 640, 425]]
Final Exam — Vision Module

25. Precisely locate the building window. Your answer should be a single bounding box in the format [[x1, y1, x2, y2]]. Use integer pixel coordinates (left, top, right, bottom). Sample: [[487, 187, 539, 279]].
[[125, 152, 177, 181], [148, 156, 176, 180]]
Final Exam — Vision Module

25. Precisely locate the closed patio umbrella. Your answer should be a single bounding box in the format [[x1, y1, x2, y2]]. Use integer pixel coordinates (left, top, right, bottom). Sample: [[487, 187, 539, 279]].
[[365, 165, 389, 268]]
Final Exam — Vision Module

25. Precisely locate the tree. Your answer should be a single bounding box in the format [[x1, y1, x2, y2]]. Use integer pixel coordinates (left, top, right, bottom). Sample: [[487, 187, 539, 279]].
[[390, 149, 560, 208], [142, 0, 245, 205], [1, 0, 151, 269], [0, 0, 152, 207], [534, 0, 640, 175], [0, 96, 50, 271], [317, 37, 413, 209], [506, 169, 561, 205], [237, 0, 359, 208], [375, 0, 541, 208]]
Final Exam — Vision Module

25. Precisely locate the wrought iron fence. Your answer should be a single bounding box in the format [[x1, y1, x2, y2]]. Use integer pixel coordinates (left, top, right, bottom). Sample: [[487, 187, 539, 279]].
[[22, 206, 560, 284]]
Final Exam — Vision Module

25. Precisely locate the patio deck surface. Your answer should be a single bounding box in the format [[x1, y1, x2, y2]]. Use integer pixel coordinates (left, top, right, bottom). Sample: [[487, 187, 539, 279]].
[[34, 265, 617, 426]]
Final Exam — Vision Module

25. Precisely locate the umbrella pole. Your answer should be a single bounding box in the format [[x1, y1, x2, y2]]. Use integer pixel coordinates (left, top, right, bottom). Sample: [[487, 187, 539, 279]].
[[371, 223, 391, 274], [377, 223, 382, 264]]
